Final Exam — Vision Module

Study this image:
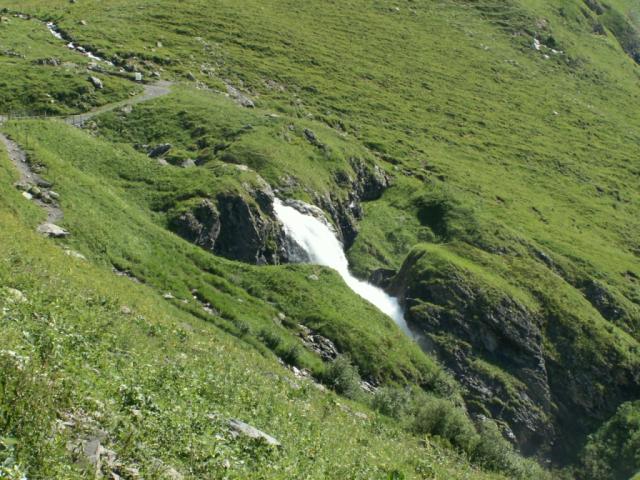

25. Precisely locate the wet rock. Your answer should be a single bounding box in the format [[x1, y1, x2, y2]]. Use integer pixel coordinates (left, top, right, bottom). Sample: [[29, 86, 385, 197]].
[[228, 419, 281, 447], [37, 223, 70, 238], [147, 144, 172, 158], [369, 268, 396, 289]]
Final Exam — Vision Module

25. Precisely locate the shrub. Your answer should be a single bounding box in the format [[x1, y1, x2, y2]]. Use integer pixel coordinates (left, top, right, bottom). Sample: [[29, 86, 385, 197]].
[[409, 394, 479, 453], [258, 329, 282, 350], [372, 386, 411, 419], [277, 343, 302, 367], [323, 355, 362, 400]]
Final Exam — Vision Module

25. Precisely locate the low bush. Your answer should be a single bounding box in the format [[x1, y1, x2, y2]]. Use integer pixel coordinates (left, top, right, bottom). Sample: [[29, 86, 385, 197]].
[[322, 355, 363, 400]]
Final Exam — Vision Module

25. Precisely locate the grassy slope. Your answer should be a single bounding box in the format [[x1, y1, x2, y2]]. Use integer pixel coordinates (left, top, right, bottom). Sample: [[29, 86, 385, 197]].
[[0, 11, 137, 114], [2, 118, 448, 389], [0, 152, 500, 479], [0, 0, 637, 474]]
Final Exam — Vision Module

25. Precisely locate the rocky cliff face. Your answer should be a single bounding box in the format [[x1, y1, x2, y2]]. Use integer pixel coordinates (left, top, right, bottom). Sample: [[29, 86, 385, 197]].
[[169, 183, 285, 265], [167, 157, 389, 265], [316, 157, 390, 249], [390, 247, 640, 463]]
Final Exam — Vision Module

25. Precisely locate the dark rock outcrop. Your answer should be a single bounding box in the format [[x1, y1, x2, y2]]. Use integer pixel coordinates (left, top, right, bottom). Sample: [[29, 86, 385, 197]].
[[169, 186, 285, 265], [391, 249, 640, 464], [148, 144, 172, 158], [393, 263, 553, 456], [169, 199, 220, 251], [314, 158, 390, 248]]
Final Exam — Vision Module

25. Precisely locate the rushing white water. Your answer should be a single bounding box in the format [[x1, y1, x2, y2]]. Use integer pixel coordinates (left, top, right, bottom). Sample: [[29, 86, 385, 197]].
[[273, 198, 413, 337]]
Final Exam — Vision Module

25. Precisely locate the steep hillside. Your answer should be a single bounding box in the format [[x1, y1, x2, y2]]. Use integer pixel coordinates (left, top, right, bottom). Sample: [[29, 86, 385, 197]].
[[1, 0, 639, 478]]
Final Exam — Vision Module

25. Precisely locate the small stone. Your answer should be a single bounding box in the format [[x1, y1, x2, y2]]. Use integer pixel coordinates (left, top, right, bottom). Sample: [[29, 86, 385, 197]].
[[277, 312, 286, 321], [37, 223, 70, 238], [228, 418, 281, 447], [148, 144, 172, 158], [120, 306, 132, 315], [4, 288, 27, 303], [186, 71, 196, 81], [163, 292, 175, 300], [35, 178, 53, 188], [165, 467, 183, 480], [89, 76, 103, 89], [134, 72, 143, 82], [64, 249, 86, 260], [354, 412, 369, 421], [79, 20, 87, 26], [49, 191, 60, 200], [22, 191, 33, 200], [308, 274, 319, 281], [156, 41, 163, 48], [181, 159, 196, 168], [28, 185, 42, 196]]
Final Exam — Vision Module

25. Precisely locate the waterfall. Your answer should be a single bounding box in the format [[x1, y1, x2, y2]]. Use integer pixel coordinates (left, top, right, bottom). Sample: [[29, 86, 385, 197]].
[[273, 198, 413, 337]]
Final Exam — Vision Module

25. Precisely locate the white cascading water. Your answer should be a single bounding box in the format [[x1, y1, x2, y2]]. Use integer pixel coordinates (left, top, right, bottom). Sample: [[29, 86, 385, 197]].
[[273, 198, 413, 337]]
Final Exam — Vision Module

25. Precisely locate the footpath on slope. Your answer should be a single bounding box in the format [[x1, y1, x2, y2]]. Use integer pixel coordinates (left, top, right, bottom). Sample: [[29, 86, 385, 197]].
[[0, 81, 173, 236]]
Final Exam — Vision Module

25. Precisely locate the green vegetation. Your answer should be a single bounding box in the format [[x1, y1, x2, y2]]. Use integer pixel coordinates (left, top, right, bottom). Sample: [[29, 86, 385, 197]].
[[578, 401, 640, 480], [0, 10, 137, 115], [0, 0, 638, 477]]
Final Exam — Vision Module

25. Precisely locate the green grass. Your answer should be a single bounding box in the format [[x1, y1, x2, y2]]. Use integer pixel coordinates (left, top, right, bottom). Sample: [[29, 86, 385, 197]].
[[0, 12, 137, 115], [0, 0, 638, 476], [0, 206, 503, 479]]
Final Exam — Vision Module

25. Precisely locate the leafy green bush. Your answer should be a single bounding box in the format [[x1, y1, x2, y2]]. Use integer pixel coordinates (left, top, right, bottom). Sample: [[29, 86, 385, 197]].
[[372, 385, 412, 419], [472, 419, 550, 479], [579, 401, 640, 480], [409, 394, 480, 453], [322, 355, 363, 400]]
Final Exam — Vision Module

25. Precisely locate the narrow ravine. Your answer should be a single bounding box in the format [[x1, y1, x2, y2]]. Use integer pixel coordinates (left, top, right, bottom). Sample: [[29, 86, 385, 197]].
[[274, 198, 414, 337]]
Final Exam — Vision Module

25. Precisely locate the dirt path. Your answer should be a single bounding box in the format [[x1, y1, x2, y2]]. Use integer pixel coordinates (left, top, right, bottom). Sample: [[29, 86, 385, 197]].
[[65, 81, 173, 126], [0, 133, 63, 226], [0, 80, 173, 235]]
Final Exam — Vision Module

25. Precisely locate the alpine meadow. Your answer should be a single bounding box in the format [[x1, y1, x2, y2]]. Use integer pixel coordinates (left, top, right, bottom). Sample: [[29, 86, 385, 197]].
[[0, 1, 639, 479]]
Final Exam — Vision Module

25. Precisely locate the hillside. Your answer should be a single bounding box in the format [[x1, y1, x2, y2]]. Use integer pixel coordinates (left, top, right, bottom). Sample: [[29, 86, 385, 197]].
[[0, 1, 639, 479]]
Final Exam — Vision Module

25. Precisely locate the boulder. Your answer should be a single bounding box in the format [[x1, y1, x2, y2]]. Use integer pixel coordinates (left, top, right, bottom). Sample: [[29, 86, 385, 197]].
[[89, 76, 103, 89], [228, 419, 281, 447], [226, 84, 255, 108], [303, 128, 325, 149], [147, 144, 172, 158], [37, 223, 70, 238], [298, 324, 339, 361]]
